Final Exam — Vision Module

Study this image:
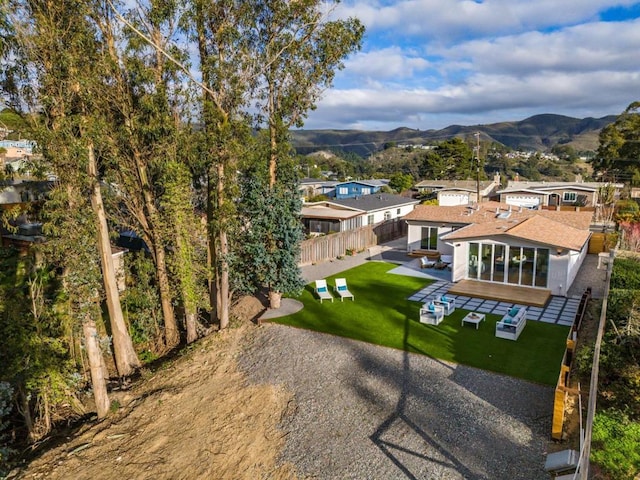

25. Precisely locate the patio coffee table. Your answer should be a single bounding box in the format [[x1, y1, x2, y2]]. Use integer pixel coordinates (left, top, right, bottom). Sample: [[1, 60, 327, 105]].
[[461, 312, 485, 329]]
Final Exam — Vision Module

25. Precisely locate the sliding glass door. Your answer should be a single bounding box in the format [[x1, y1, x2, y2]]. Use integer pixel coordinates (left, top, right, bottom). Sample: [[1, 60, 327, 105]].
[[467, 242, 549, 287], [420, 226, 438, 250]]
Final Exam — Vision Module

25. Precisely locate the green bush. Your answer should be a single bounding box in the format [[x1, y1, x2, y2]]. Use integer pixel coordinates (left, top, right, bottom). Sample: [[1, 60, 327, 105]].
[[0, 382, 14, 478], [610, 257, 640, 289], [591, 409, 640, 480]]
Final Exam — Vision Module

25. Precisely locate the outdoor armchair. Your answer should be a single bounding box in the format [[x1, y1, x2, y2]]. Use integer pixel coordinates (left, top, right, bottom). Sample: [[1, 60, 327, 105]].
[[419, 301, 444, 325], [434, 294, 456, 315]]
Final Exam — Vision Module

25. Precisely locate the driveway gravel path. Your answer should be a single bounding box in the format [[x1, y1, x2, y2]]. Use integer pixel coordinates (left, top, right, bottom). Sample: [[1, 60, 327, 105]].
[[239, 324, 553, 480]]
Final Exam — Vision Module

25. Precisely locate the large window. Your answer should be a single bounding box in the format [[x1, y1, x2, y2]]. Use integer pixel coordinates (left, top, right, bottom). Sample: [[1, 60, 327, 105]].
[[339, 187, 348, 195], [420, 226, 438, 250], [563, 192, 577, 203], [467, 242, 549, 287]]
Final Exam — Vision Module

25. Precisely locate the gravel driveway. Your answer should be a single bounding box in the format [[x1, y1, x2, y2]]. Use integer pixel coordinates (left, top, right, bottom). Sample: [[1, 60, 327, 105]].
[[239, 324, 553, 480]]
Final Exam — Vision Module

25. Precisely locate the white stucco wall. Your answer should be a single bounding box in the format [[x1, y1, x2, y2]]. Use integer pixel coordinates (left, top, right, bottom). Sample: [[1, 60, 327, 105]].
[[367, 204, 417, 225], [406, 223, 455, 254]]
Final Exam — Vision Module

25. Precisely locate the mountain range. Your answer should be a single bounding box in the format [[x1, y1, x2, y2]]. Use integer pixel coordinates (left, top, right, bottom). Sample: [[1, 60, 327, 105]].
[[290, 114, 617, 157]]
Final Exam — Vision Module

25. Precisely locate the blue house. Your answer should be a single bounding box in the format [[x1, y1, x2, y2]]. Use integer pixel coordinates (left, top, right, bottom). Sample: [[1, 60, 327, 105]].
[[332, 179, 389, 199]]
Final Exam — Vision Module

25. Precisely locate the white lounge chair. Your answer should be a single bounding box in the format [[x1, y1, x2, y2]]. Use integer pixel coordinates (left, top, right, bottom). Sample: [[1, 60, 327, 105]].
[[334, 278, 354, 301], [315, 279, 334, 303], [420, 257, 436, 269]]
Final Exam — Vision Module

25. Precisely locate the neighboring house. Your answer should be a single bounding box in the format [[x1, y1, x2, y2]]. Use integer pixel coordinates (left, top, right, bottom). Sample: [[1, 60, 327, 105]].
[[0, 180, 52, 204], [298, 178, 338, 199], [302, 193, 419, 235], [332, 179, 389, 199], [414, 173, 501, 206], [403, 202, 593, 296], [497, 179, 623, 209]]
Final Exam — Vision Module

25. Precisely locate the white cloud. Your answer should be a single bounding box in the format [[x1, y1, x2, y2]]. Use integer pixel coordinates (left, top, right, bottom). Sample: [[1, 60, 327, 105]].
[[344, 47, 430, 80], [308, 1, 640, 130], [335, 0, 639, 42]]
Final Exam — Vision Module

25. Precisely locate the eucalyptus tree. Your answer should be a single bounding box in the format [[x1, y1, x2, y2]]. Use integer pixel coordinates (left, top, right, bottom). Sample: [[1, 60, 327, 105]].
[[594, 101, 640, 183], [93, 0, 187, 348], [15, 0, 140, 378], [183, 0, 257, 329], [248, 0, 363, 307]]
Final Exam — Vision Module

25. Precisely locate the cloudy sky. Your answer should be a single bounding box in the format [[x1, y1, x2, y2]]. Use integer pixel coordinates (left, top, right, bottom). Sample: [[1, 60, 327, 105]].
[[302, 0, 640, 131]]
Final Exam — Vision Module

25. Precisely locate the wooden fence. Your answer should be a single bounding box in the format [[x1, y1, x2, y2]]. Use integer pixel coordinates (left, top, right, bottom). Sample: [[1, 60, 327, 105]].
[[551, 287, 592, 440], [299, 219, 407, 265]]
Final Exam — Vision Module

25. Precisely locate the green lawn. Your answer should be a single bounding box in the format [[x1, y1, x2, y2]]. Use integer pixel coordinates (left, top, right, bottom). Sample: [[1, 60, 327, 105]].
[[275, 262, 569, 385]]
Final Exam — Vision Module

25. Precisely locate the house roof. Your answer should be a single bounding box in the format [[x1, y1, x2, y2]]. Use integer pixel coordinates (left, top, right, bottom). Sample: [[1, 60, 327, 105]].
[[415, 179, 496, 191], [495, 188, 552, 196], [330, 193, 419, 212], [300, 204, 361, 220], [335, 179, 389, 187], [404, 201, 592, 250], [505, 180, 623, 192]]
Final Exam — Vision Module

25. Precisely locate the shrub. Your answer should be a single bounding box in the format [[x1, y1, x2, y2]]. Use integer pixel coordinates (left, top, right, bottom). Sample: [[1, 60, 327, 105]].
[[591, 409, 640, 480], [610, 257, 640, 289], [0, 382, 14, 478]]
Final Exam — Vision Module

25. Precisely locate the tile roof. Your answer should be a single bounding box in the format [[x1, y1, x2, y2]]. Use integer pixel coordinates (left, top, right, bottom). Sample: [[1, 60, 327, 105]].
[[403, 201, 592, 250]]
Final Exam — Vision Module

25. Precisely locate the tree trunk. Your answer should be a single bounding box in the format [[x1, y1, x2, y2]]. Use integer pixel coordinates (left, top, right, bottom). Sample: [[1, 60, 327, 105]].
[[269, 290, 282, 309], [87, 142, 141, 376], [185, 311, 198, 344], [155, 244, 179, 346], [134, 152, 179, 348], [83, 319, 110, 419], [217, 163, 230, 330], [207, 173, 217, 325], [18, 386, 35, 442]]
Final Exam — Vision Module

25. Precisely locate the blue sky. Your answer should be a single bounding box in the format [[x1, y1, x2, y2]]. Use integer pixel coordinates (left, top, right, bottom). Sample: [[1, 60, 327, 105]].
[[302, 0, 640, 130]]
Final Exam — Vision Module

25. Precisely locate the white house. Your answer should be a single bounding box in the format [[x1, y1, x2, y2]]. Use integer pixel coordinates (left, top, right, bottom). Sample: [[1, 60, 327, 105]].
[[497, 179, 623, 209], [403, 202, 593, 297], [414, 173, 501, 206]]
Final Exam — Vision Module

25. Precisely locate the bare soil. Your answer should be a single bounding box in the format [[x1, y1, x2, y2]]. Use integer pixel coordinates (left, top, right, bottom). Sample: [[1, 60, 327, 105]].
[[12, 297, 298, 480]]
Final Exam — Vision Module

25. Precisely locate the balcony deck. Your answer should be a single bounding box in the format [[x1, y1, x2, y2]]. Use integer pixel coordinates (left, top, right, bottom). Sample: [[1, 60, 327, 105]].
[[447, 279, 551, 307]]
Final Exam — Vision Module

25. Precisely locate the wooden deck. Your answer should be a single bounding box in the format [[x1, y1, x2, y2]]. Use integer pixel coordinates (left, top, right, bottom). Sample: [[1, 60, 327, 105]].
[[447, 279, 551, 307]]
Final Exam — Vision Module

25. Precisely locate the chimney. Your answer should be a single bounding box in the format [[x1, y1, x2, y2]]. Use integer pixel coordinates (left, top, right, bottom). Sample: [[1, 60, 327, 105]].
[[494, 172, 501, 185], [514, 172, 519, 182], [519, 206, 523, 213], [508, 205, 512, 212], [495, 207, 500, 214], [575, 174, 583, 183]]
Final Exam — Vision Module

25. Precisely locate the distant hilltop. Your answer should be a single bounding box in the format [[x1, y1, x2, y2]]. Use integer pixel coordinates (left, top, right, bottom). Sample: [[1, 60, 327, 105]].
[[291, 113, 617, 157]]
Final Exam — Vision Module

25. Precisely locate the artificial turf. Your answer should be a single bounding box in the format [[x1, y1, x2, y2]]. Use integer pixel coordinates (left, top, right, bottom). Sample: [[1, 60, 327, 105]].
[[274, 262, 570, 385]]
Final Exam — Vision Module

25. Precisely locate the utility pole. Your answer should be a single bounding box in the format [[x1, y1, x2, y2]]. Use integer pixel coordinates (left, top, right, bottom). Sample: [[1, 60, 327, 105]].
[[475, 132, 480, 206]]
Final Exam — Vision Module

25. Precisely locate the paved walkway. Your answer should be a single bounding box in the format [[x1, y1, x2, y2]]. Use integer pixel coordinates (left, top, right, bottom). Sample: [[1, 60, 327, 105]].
[[269, 238, 605, 326]]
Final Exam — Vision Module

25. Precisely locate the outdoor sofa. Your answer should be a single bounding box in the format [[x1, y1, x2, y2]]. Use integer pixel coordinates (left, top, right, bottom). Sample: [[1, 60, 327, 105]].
[[495, 306, 527, 340]]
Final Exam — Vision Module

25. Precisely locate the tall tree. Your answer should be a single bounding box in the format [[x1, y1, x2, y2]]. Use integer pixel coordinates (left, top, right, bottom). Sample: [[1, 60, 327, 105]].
[[16, 0, 140, 376], [594, 101, 640, 183], [184, 0, 255, 329], [95, 0, 185, 348], [250, 0, 363, 307]]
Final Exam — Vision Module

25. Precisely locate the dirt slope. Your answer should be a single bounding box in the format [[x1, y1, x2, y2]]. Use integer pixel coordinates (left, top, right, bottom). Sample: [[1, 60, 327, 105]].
[[14, 298, 297, 480]]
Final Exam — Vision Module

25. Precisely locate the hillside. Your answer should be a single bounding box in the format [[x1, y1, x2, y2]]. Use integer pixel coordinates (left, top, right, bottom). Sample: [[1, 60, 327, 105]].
[[291, 114, 616, 157]]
